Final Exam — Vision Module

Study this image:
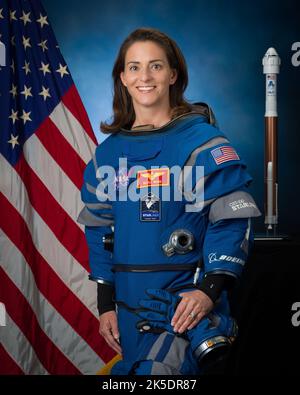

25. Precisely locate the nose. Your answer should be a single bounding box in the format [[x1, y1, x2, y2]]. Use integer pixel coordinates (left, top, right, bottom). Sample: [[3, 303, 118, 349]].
[[139, 67, 152, 82]]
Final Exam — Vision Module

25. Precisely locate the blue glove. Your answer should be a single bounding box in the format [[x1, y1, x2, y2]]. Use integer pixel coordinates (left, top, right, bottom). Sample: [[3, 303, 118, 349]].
[[136, 288, 181, 334]]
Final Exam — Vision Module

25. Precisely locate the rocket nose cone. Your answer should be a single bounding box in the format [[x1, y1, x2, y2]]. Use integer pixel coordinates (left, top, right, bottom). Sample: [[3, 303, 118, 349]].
[[262, 47, 281, 70], [265, 47, 279, 57]]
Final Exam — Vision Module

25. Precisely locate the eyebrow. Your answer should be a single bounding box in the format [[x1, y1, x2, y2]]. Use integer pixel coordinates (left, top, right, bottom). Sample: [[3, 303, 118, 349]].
[[126, 59, 164, 65]]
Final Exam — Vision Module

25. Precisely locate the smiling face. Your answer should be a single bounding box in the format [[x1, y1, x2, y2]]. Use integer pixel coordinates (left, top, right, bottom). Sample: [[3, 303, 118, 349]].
[[120, 40, 177, 113]]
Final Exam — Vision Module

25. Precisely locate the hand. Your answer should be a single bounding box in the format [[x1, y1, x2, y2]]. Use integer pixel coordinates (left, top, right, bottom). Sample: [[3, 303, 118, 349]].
[[172, 290, 214, 334], [99, 311, 122, 355]]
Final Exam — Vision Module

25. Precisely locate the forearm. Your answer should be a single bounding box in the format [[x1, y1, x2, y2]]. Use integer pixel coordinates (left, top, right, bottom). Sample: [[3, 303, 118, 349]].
[[97, 283, 115, 316]]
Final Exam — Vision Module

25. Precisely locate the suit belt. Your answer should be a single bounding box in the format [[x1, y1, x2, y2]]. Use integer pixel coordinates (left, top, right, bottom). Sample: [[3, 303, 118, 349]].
[[112, 263, 199, 273]]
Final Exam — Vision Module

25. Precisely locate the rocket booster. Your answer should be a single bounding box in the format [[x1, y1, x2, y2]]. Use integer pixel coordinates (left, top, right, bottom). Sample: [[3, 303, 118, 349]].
[[262, 48, 281, 232]]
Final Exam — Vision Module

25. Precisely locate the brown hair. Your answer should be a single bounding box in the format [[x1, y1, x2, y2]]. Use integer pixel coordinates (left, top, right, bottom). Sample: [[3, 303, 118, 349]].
[[100, 27, 195, 133]]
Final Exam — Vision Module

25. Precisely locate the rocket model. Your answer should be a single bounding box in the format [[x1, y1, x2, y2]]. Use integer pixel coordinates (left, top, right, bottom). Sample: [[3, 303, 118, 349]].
[[262, 48, 281, 235]]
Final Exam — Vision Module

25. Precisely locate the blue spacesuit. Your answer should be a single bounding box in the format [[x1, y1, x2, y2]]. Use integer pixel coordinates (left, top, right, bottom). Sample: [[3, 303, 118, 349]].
[[78, 110, 261, 374]]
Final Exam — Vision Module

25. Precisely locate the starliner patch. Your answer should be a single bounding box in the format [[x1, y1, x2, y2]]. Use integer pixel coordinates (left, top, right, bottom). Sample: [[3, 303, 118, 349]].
[[140, 193, 161, 221], [137, 168, 169, 188], [211, 146, 240, 165]]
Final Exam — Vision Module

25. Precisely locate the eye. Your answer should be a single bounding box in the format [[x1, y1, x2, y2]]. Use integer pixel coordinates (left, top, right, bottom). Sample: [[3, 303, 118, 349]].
[[129, 65, 138, 71], [152, 63, 162, 70]]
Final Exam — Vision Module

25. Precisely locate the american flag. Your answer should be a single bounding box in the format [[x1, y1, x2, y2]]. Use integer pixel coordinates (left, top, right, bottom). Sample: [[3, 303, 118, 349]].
[[210, 145, 240, 165], [0, 0, 115, 374]]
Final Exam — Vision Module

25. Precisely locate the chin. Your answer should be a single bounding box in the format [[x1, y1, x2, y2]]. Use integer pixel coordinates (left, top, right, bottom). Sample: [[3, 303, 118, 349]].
[[140, 100, 159, 107], [135, 98, 160, 108]]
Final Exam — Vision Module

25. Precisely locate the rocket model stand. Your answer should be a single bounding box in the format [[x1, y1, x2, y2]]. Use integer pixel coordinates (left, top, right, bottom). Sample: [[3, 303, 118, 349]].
[[255, 48, 288, 241]]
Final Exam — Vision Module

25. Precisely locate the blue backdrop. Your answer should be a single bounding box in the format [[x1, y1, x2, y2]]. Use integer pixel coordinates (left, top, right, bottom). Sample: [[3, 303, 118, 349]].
[[42, 0, 300, 235]]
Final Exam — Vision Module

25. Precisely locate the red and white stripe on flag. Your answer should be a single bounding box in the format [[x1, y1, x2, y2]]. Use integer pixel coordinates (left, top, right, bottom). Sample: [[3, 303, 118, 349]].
[[0, 0, 115, 374]]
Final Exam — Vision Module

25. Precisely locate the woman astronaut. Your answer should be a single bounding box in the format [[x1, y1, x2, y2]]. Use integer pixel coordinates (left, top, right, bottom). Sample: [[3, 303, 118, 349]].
[[78, 28, 261, 374]]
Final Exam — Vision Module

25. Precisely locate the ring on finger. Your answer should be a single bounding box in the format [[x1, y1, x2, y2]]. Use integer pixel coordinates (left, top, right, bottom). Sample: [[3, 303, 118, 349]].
[[189, 311, 196, 320]]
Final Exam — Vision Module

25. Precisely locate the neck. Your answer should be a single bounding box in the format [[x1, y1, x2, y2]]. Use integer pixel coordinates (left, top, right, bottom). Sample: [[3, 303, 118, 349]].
[[132, 105, 172, 129]]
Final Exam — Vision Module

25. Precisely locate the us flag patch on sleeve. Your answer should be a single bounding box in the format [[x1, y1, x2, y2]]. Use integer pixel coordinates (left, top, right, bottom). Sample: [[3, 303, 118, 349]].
[[210, 146, 240, 165]]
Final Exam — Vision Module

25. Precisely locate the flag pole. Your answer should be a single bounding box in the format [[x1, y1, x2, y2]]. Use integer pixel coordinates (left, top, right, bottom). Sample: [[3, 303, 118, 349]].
[[0, 39, 5, 66]]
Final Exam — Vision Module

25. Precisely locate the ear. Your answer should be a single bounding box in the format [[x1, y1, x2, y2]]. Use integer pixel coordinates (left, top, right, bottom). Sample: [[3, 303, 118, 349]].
[[120, 71, 127, 87], [170, 69, 178, 85]]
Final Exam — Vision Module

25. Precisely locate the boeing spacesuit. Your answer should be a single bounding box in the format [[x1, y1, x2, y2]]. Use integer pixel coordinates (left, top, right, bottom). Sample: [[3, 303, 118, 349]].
[[78, 109, 261, 375]]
